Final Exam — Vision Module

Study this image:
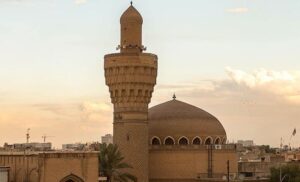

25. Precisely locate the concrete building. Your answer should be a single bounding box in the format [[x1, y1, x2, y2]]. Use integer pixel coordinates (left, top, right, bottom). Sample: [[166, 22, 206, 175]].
[[62, 143, 86, 151], [237, 140, 254, 147], [3, 143, 52, 151], [238, 154, 285, 179], [0, 151, 98, 182], [283, 150, 300, 162], [104, 4, 238, 182], [101, 134, 113, 145]]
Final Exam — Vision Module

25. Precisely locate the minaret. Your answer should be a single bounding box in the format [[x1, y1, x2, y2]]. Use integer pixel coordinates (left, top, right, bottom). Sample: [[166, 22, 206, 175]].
[[104, 4, 158, 182]]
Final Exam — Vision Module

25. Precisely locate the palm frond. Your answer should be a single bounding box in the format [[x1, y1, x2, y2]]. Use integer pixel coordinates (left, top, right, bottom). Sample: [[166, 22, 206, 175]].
[[99, 143, 137, 182]]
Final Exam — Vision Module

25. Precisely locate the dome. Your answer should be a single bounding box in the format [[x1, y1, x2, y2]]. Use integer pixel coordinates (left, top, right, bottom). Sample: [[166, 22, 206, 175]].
[[148, 99, 227, 144], [120, 5, 143, 24]]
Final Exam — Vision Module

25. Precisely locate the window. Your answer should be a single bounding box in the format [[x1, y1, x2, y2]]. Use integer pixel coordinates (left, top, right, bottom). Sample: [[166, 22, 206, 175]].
[[60, 174, 84, 182], [178, 137, 189, 145], [222, 137, 227, 144], [151, 137, 161, 145], [138, 89, 142, 96], [121, 89, 126, 96], [215, 138, 221, 144], [205, 137, 212, 145], [164, 137, 175, 145], [129, 89, 134, 97], [192, 137, 202, 145]]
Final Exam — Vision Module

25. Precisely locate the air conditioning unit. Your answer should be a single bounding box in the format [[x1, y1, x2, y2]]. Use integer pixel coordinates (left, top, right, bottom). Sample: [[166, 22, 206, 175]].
[[215, 145, 222, 150]]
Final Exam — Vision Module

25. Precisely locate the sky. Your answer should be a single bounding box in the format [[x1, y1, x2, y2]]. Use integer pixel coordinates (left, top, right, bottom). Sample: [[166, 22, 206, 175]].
[[0, 0, 300, 148]]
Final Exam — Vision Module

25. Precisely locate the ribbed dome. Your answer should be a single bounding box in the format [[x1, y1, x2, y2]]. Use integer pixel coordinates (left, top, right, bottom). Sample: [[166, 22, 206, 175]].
[[148, 99, 226, 143], [120, 5, 143, 24]]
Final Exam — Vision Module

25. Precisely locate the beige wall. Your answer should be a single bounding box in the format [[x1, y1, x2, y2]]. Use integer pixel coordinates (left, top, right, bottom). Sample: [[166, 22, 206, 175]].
[[149, 146, 238, 181], [0, 154, 39, 182], [0, 152, 98, 182]]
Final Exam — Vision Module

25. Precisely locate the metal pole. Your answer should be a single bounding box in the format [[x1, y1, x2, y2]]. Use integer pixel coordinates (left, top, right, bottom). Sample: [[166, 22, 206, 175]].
[[227, 160, 230, 182]]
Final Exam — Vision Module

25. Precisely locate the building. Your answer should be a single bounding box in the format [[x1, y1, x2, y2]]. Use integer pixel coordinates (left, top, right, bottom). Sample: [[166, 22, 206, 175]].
[[104, 4, 158, 181], [148, 99, 238, 181], [3, 142, 52, 151], [283, 150, 300, 162], [104, 4, 238, 182], [237, 140, 255, 147], [0, 151, 98, 182], [62, 143, 86, 151], [101, 134, 113, 145], [238, 154, 285, 179]]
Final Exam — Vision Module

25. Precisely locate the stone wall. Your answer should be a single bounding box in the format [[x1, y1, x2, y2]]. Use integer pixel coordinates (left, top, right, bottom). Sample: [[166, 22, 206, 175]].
[[0, 152, 98, 182]]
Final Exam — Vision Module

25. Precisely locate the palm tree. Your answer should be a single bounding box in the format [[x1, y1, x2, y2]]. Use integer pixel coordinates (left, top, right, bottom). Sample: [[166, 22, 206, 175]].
[[99, 143, 137, 182]]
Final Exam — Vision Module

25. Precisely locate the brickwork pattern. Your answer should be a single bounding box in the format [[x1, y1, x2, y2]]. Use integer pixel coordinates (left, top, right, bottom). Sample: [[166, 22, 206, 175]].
[[104, 5, 158, 182]]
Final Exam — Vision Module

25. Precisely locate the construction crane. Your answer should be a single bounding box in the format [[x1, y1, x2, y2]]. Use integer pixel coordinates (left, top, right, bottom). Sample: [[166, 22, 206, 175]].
[[42, 135, 55, 143], [26, 128, 30, 143]]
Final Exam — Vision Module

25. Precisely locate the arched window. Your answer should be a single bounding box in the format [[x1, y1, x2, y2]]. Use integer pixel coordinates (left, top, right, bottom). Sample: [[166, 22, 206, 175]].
[[215, 137, 221, 144], [164, 137, 175, 145], [178, 137, 189, 145], [192, 137, 202, 145], [151, 137, 161, 145], [222, 137, 227, 144], [205, 137, 213, 145], [60, 174, 84, 182]]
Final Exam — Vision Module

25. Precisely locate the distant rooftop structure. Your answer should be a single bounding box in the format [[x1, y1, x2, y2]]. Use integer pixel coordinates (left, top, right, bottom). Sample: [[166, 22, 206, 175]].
[[101, 134, 113, 145], [62, 143, 86, 151], [62, 142, 100, 151], [237, 140, 254, 147], [2, 142, 52, 151]]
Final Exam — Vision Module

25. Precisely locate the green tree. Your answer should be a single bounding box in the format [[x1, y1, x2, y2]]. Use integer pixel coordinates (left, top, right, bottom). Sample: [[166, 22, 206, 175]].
[[270, 164, 300, 182], [98, 143, 137, 182]]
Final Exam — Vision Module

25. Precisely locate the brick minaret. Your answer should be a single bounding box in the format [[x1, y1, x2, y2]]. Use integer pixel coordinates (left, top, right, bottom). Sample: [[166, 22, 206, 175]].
[[104, 4, 158, 182]]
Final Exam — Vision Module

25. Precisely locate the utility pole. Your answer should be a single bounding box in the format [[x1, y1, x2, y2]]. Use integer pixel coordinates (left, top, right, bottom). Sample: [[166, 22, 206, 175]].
[[227, 160, 230, 182], [26, 128, 30, 143]]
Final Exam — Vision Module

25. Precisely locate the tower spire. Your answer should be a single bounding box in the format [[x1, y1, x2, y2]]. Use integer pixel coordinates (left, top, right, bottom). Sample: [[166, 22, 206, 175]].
[[119, 4, 144, 53], [104, 5, 158, 182], [173, 93, 176, 100]]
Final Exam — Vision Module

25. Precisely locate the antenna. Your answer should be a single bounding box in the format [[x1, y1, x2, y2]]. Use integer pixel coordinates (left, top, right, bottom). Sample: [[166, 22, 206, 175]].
[[26, 128, 30, 143], [42, 135, 55, 143]]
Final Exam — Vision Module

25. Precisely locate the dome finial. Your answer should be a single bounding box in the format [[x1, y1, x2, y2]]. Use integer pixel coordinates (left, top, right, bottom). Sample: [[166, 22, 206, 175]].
[[173, 93, 176, 100], [130, 1, 133, 6]]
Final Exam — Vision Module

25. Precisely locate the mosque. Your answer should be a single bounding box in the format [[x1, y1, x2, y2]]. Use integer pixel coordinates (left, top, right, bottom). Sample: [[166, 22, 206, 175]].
[[104, 4, 238, 182], [0, 3, 238, 182]]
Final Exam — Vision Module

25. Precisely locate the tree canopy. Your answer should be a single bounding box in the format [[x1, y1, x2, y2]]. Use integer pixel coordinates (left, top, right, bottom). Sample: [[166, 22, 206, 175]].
[[270, 164, 300, 182], [98, 143, 137, 182]]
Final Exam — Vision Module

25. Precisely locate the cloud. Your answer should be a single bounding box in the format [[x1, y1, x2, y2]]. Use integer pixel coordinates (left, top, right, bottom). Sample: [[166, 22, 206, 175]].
[[152, 67, 300, 147], [74, 0, 87, 5], [0, 100, 113, 148], [79, 101, 112, 122], [31, 103, 76, 117], [226, 67, 294, 87], [226, 8, 249, 13], [0, 0, 33, 5], [225, 67, 300, 104], [31, 101, 112, 123]]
